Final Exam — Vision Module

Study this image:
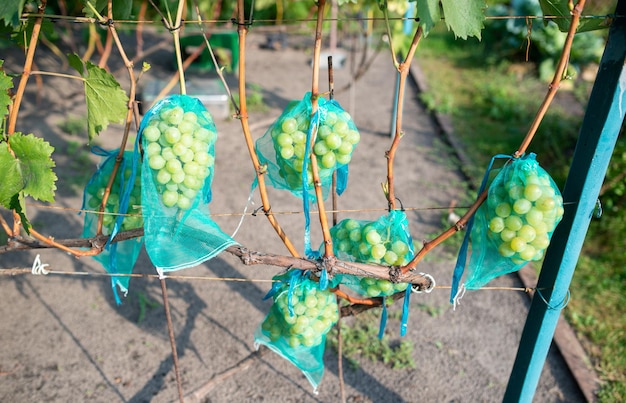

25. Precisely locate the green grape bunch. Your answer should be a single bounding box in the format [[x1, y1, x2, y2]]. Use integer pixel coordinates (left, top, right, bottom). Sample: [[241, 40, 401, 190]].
[[85, 163, 143, 236], [261, 281, 339, 348], [331, 218, 412, 298], [485, 160, 564, 264], [271, 108, 360, 191], [142, 103, 216, 210]]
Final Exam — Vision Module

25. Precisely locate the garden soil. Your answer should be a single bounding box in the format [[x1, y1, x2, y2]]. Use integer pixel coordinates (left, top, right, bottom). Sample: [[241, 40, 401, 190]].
[[0, 31, 585, 402]]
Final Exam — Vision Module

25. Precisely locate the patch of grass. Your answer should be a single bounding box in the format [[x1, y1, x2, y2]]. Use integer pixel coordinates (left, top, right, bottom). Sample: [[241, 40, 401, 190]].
[[327, 309, 415, 370], [418, 27, 624, 401], [64, 140, 93, 191], [58, 115, 88, 136], [231, 83, 268, 113]]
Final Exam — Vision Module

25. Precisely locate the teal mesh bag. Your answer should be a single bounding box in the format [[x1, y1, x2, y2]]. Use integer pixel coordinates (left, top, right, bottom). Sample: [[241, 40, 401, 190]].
[[451, 153, 564, 302], [82, 147, 143, 304], [254, 269, 339, 392], [326, 210, 414, 336], [139, 94, 237, 272], [255, 92, 360, 201], [328, 210, 413, 297]]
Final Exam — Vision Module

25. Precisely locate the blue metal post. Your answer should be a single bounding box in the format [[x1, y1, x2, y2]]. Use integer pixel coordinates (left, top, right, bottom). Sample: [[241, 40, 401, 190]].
[[390, 71, 401, 137], [504, 2, 626, 401]]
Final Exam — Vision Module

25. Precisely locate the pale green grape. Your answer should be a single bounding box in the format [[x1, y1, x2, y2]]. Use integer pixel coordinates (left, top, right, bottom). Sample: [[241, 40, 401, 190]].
[[495, 203, 512, 218], [489, 217, 505, 233], [146, 142, 161, 157], [143, 125, 161, 142], [370, 243, 386, 260], [504, 215, 523, 231], [148, 155, 166, 170], [162, 189, 178, 207], [518, 225, 536, 242], [336, 154, 351, 165], [498, 242, 515, 257], [156, 169, 171, 184], [500, 229, 516, 243], [167, 106, 184, 125], [277, 132, 293, 147], [164, 127, 181, 144], [365, 229, 382, 245], [324, 133, 342, 150], [509, 237, 527, 252], [513, 198, 532, 214], [333, 120, 349, 136], [524, 184, 542, 201], [391, 240, 409, 257], [518, 244, 536, 261], [337, 141, 353, 155], [321, 152, 336, 169], [383, 250, 398, 265], [281, 118, 297, 134], [317, 125, 332, 139], [280, 145, 295, 159]]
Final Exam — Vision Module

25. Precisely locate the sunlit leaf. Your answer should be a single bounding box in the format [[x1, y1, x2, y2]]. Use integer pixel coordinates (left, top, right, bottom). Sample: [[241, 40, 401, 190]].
[[416, 0, 441, 36], [0, 60, 14, 120], [440, 0, 486, 40], [539, 0, 611, 33], [0, 0, 25, 28], [68, 55, 128, 141]]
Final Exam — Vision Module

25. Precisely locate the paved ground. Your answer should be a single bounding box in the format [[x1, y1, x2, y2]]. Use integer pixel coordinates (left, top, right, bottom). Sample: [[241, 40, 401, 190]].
[[0, 31, 585, 402]]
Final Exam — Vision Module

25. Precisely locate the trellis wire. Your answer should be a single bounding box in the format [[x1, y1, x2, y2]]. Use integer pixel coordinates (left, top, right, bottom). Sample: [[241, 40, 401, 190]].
[[19, 13, 619, 26], [1, 265, 535, 294]]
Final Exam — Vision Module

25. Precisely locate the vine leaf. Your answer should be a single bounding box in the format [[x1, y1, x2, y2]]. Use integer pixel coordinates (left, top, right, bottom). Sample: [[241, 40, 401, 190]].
[[415, 0, 441, 36], [0, 0, 25, 28], [68, 54, 128, 142], [0, 60, 14, 120], [83, 0, 133, 20], [0, 133, 58, 232], [440, 0, 486, 40], [539, 0, 611, 33]]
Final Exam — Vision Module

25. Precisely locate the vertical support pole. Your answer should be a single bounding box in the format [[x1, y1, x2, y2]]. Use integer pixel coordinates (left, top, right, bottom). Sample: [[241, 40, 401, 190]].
[[504, 3, 626, 401]]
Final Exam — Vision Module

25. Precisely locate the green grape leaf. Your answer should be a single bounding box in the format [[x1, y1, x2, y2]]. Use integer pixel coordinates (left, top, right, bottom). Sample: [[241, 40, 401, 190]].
[[83, 0, 108, 18], [440, 0, 486, 40], [0, 0, 25, 28], [539, 0, 611, 33], [0, 141, 24, 206], [112, 0, 133, 20], [0, 60, 14, 120], [8, 192, 30, 234], [67, 53, 85, 75], [0, 133, 56, 233], [416, 0, 441, 36], [5, 132, 58, 202], [12, 17, 57, 49], [68, 57, 128, 141], [83, 0, 132, 19]]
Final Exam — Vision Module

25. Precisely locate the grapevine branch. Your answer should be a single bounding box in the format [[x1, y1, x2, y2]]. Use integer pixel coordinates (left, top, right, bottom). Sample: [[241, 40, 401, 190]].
[[0, 231, 433, 289], [401, 0, 587, 274], [234, 0, 300, 257], [309, 0, 335, 259], [6, 0, 47, 136], [191, 1, 240, 115], [4, 0, 48, 240], [386, 25, 423, 211]]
